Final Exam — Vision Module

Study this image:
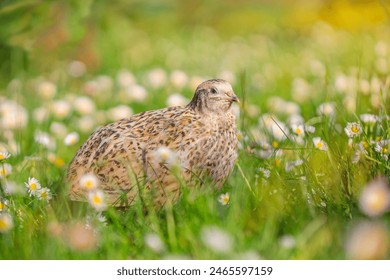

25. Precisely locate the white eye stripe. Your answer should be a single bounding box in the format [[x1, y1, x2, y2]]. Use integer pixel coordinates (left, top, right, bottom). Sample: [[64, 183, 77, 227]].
[[216, 83, 233, 94]]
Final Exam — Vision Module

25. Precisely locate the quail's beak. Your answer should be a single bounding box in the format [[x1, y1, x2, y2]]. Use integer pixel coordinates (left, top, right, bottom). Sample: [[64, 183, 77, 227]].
[[231, 95, 239, 103], [228, 92, 240, 103]]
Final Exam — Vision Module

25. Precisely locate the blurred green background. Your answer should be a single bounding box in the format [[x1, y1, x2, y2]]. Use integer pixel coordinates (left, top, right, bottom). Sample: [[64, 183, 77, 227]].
[[1, 0, 390, 260], [1, 0, 388, 82]]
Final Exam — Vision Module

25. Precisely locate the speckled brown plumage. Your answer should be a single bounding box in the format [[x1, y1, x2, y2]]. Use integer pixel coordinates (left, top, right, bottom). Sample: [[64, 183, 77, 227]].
[[67, 79, 239, 207]]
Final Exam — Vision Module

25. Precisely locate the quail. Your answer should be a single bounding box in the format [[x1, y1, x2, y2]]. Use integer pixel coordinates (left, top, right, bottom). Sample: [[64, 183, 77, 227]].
[[67, 79, 239, 207]]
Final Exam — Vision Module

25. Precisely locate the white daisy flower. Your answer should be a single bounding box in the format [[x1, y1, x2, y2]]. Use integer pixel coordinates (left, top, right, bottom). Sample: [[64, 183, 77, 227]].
[[73, 96, 96, 115], [269, 121, 289, 141], [64, 132, 80, 146], [344, 122, 363, 138], [235, 250, 263, 260], [96, 213, 107, 225], [279, 234, 296, 249], [236, 130, 244, 142], [170, 70, 189, 89], [374, 140, 389, 160], [201, 226, 233, 253], [147, 68, 167, 89], [285, 159, 304, 172], [255, 141, 273, 159], [87, 190, 107, 211], [153, 146, 178, 167], [51, 100, 72, 119], [284, 102, 301, 115], [144, 233, 166, 253], [313, 137, 328, 151], [316, 102, 335, 117], [352, 143, 368, 164], [0, 198, 7, 212], [292, 78, 311, 102], [24, 177, 42, 196], [166, 93, 189, 107], [37, 187, 52, 201], [288, 114, 305, 126], [291, 124, 305, 136], [47, 153, 65, 168], [79, 173, 100, 190], [360, 114, 378, 124], [108, 105, 133, 121], [257, 167, 271, 178], [37, 81, 57, 99], [33, 107, 49, 123], [0, 212, 13, 233], [78, 116, 96, 133], [34, 131, 56, 150], [305, 125, 316, 134], [117, 70, 136, 88], [125, 85, 148, 102], [0, 163, 12, 178], [218, 193, 230, 206], [0, 101, 28, 130], [96, 75, 113, 92], [0, 151, 11, 161], [334, 74, 351, 93], [50, 122, 68, 137], [359, 176, 390, 217]]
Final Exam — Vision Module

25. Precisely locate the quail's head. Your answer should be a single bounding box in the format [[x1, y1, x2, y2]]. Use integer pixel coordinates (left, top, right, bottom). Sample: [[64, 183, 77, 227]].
[[189, 79, 239, 114]]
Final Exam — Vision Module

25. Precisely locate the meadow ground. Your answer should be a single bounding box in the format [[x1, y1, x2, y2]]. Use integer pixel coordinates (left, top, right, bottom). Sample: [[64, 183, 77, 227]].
[[0, 1, 389, 260]]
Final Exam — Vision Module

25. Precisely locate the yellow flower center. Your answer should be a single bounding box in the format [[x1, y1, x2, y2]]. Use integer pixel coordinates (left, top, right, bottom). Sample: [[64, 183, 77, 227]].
[[0, 219, 7, 230], [351, 126, 359, 133], [41, 191, 48, 198], [161, 152, 169, 160], [85, 181, 93, 189], [0, 169, 5, 176], [275, 158, 281, 166], [93, 195, 102, 205], [383, 147, 388, 154], [368, 192, 386, 212], [30, 183, 37, 190], [295, 128, 302, 135], [272, 141, 279, 148], [0, 202, 3, 210], [0, 154, 5, 160], [317, 142, 323, 148], [54, 158, 65, 167]]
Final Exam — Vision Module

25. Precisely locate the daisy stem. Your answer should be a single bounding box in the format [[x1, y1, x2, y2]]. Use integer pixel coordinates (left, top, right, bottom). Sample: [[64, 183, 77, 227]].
[[237, 163, 256, 198]]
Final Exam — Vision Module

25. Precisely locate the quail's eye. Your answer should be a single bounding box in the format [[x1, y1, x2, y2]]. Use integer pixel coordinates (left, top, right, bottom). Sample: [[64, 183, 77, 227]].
[[210, 88, 218, 94]]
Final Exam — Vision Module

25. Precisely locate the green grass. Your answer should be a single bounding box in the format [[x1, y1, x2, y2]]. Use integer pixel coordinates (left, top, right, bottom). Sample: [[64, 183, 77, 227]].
[[0, 3, 390, 260]]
